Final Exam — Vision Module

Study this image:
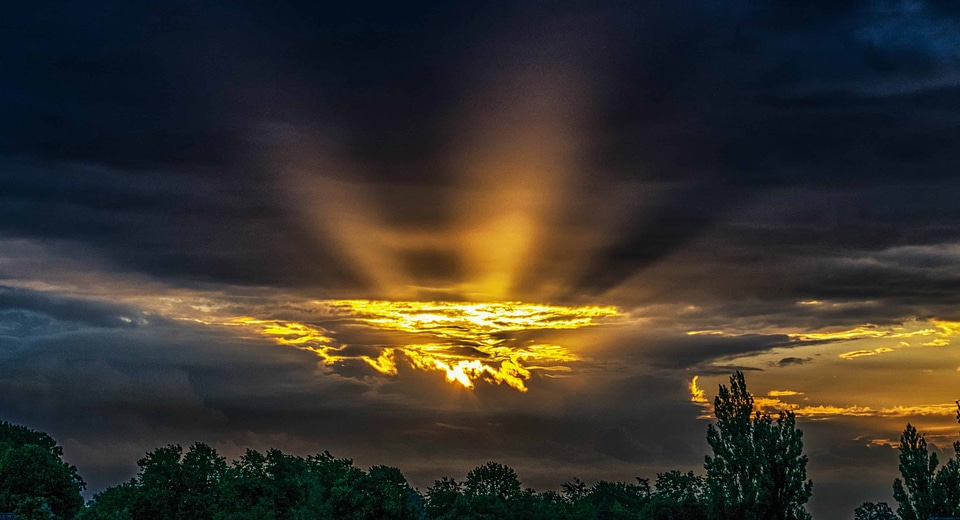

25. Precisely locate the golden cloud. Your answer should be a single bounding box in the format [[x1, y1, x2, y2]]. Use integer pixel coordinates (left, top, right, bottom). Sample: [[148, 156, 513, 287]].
[[689, 376, 709, 404], [686, 317, 960, 364], [183, 300, 619, 392], [753, 397, 958, 419], [767, 390, 804, 397], [839, 347, 894, 360]]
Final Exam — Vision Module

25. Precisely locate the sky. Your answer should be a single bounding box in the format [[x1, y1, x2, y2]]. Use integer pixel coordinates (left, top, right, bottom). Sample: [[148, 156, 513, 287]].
[[2, 0, 960, 516]]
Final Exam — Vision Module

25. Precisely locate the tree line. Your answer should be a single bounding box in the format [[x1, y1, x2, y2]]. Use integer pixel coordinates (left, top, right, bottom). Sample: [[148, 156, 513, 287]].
[[4, 372, 952, 519]]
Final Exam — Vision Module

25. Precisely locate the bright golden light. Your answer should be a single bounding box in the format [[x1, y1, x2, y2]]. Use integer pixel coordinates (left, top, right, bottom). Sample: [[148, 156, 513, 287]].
[[190, 300, 619, 392], [323, 300, 618, 334], [755, 399, 957, 419], [689, 376, 708, 404], [691, 318, 960, 361], [322, 300, 618, 391], [839, 347, 895, 360]]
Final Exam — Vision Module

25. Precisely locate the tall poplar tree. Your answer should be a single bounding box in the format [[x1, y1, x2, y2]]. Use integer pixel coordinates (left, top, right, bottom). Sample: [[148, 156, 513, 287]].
[[704, 372, 812, 520], [933, 401, 960, 515], [893, 423, 939, 520]]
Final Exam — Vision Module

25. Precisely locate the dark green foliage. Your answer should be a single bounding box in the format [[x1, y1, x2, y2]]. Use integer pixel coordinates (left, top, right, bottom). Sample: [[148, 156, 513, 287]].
[[934, 439, 960, 517], [932, 401, 960, 517], [428, 468, 661, 520], [2, 373, 826, 520], [464, 462, 522, 502], [894, 424, 939, 520], [0, 421, 85, 520], [890, 400, 960, 519], [426, 462, 524, 520], [14, 497, 55, 520], [641, 471, 707, 520], [704, 372, 812, 520], [587, 479, 650, 519], [81, 444, 425, 520], [426, 477, 463, 519], [98, 443, 228, 520], [75, 483, 137, 520], [853, 502, 897, 520]]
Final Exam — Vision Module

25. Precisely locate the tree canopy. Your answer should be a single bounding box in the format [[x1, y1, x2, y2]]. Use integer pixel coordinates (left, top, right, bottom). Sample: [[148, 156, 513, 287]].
[[704, 372, 813, 520], [854, 501, 897, 520], [891, 400, 960, 520], [2, 372, 821, 519], [0, 421, 85, 520]]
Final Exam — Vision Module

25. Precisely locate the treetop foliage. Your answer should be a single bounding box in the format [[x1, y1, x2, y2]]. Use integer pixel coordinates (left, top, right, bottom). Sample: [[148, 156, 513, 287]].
[[705, 372, 813, 520], [2, 373, 820, 519], [0, 421, 85, 520], [885, 400, 960, 520]]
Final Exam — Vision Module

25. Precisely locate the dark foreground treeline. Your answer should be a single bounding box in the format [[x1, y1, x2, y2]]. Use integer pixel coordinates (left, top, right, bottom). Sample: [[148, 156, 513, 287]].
[[1, 372, 956, 520], [82, 447, 700, 520]]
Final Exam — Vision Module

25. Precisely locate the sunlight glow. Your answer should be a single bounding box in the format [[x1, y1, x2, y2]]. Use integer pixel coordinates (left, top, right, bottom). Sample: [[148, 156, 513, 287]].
[[689, 376, 708, 404], [324, 300, 617, 391], [323, 300, 618, 334], [199, 300, 619, 392]]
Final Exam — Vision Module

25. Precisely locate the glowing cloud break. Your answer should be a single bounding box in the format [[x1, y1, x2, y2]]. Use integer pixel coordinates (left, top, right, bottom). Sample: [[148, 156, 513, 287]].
[[226, 300, 619, 392]]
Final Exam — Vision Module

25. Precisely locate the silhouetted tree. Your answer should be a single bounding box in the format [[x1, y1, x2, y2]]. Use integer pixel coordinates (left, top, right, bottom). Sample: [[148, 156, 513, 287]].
[[215, 449, 277, 520], [461, 461, 523, 519], [559, 478, 596, 519], [885, 400, 960, 520], [935, 442, 960, 517], [75, 482, 137, 520], [642, 471, 707, 520], [0, 421, 85, 519], [521, 490, 575, 520], [346, 465, 424, 520], [464, 461, 522, 502], [82, 444, 425, 520], [704, 372, 812, 520], [931, 400, 960, 516], [587, 479, 650, 519], [426, 476, 464, 519], [893, 424, 939, 520], [853, 501, 897, 520], [116, 443, 229, 520]]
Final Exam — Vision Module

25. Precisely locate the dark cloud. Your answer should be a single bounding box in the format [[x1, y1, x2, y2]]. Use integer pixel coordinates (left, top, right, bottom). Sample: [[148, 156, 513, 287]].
[[777, 357, 813, 367], [0, 286, 140, 330], [631, 333, 794, 370], [2, 1, 958, 298], [0, 158, 363, 289]]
